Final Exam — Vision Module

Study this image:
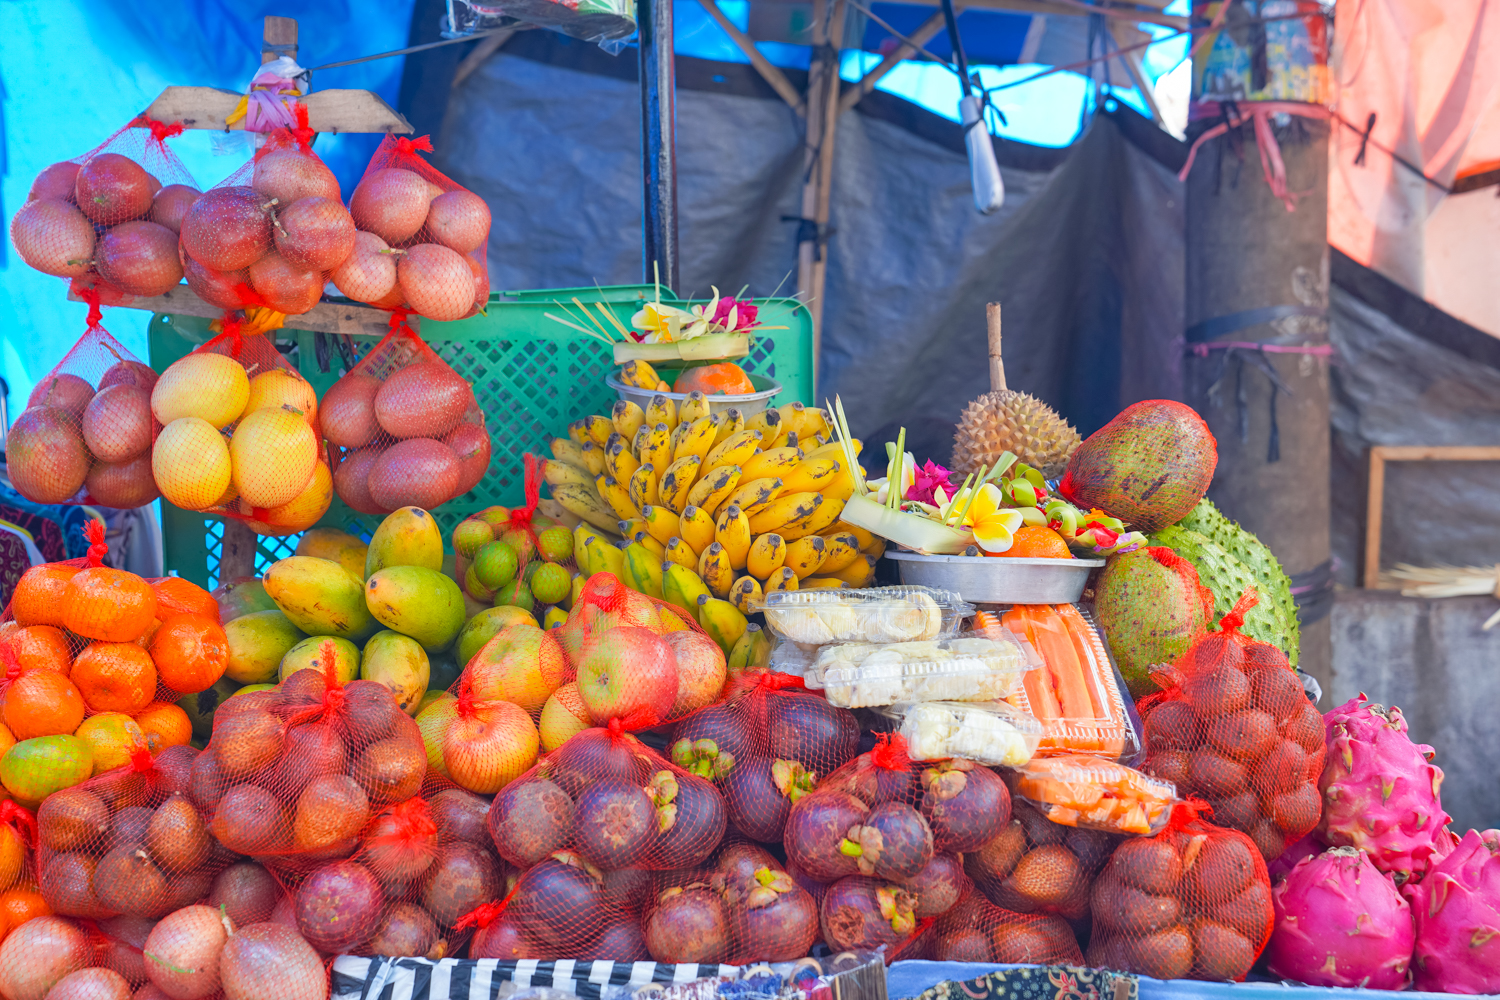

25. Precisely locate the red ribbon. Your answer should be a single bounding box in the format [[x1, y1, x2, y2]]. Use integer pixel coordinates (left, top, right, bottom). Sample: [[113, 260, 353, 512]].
[[289, 102, 315, 152], [868, 732, 911, 772], [83, 520, 109, 568], [368, 797, 438, 848], [132, 115, 185, 146], [1168, 797, 1214, 831], [1218, 588, 1261, 635], [78, 285, 104, 330], [501, 454, 543, 556], [387, 307, 416, 337], [392, 135, 435, 160], [0, 802, 37, 850], [454, 888, 516, 932], [128, 744, 156, 773]]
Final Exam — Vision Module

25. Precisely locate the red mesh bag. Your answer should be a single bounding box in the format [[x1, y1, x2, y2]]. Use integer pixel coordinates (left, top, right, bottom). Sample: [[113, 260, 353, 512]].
[[452, 457, 576, 612], [342, 134, 491, 322], [323, 322, 486, 515], [1085, 799, 1274, 981], [1137, 590, 1325, 861], [5, 308, 160, 508], [924, 888, 1085, 965], [150, 326, 331, 535], [9, 116, 198, 300]]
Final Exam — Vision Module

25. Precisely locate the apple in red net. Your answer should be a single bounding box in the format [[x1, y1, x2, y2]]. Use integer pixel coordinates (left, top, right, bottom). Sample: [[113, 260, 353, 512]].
[[467, 622, 567, 714], [662, 629, 726, 718], [576, 626, 678, 729]]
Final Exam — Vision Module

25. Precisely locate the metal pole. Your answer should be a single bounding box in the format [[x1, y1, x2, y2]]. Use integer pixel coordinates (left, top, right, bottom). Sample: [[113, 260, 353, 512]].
[[638, 0, 679, 290]]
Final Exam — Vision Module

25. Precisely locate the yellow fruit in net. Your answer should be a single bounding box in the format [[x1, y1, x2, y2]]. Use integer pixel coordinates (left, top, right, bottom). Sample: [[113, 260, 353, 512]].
[[0, 824, 21, 892], [243, 369, 318, 427], [151, 353, 250, 429], [76, 712, 148, 774], [231, 405, 318, 508], [249, 461, 333, 536], [154, 417, 232, 510]]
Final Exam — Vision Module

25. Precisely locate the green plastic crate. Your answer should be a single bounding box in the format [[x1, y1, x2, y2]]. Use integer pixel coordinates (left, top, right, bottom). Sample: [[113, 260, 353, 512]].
[[149, 286, 813, 589]]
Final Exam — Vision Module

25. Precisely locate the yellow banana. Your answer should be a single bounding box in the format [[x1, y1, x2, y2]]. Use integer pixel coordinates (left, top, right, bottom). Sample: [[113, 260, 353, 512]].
[[542, 458, 594, 490], [658, 456, 702, 513], [764, 567, 799, 593], [800, 407, 831, 439], [623, 541, 665, 598], [779, 495, 843, 541], [631, 426, 649, 459], [696, 595, 748, 654], [712, 408, 745, 445], [679, 391, 711, 424], [714, 505, 751, 571], [639, 422, 673, 472], [662, 563, 710, 623], [641, 504, 680, 547], [801, 577, 848, 589], [585, 537, 626, 579], [583, 414, 614, 448], [596, 474, 641, 522], [631, 531, 667, 563], [747, 492, 823, 535], [579, 441, 606, 476], [664, 536, 698, 570], [745, 408, 781, 447], [779, 456, 839, 494], [645, 394, 677, 431], [776, 402, 808, 442], [829, 554, 877, 587], [628, 464, 659, 511], [673, 415, 717, 464], [605, 441, 640, 483], [728, 575, 763, 615], [820, 466, 857, 502], [801, 437, 860, 464], [703, 429, 762, 474], [551, 437, 589, 469], [553, 484, 620, 533], [612, 398, 646, 440], [697, 541, 735, 600], [567, 419, 590, 445], [740, 447, 802, 482], [818, 532, 862, 574], [783, 535, 828, 579], [617, 517, 646, 541], [761, 413, 795, 451], [686, 464, 742, 517], [678, 505, 716, 555], [862, 538, 887, 560], [725, 477, 782, 518], [727, 622, 772, 674], [745, 533, 786, 581], [827, 520, 876, 550], [618, 359, 660, 389]]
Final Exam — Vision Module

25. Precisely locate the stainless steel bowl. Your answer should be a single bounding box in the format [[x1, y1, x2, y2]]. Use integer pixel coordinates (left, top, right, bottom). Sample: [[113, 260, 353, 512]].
[[885, 550, 1104, 604], [605, 373, 783, 415]]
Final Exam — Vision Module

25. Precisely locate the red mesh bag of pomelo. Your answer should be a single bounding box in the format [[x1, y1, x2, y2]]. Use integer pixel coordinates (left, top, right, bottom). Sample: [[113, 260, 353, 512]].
[[149, 326, 331, 535], [177, 107, 355, 320], [9, 116, 199, 301], [322, 321, 486, 515], [342, 134, 490, 322], [1136, 590, 1325, 861], [668, 670, 858, 847], [922, 887, 1084, 964], [452, 457, 577, 610], [1085, 798, 1273, 981], [4, 308, 161, 508]]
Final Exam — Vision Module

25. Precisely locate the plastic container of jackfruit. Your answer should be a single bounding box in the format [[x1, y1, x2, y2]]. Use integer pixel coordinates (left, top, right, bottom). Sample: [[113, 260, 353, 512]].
[[803, 630, 1039, 709], [880, 699, 1045, 767], [755, 585, 973, 646]]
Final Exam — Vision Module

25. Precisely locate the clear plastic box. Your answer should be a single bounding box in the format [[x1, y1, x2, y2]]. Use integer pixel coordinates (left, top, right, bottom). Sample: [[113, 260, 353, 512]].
[[880, 699, 1045, 767], [757, 585, 973, 646], [1011, 753, 1180, 836], [804, 630, 1038, 708]]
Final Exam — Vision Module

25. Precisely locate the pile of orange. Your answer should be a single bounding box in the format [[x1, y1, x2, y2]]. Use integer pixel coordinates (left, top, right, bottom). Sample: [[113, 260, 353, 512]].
[[672, 362, 756, 396], [988, 525, 1074, 559]]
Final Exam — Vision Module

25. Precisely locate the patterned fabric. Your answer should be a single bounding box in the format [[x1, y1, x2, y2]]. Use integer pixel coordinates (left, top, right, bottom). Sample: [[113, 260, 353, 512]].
[[915, 967, 1138, 1000], [0, 505, 66, 563], [330, 957, 744, 1000], [0, 533, 30, 611]]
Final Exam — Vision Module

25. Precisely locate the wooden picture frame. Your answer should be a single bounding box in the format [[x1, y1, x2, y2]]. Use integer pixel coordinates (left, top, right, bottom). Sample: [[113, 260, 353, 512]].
[[1364, 445, 1500, 588]]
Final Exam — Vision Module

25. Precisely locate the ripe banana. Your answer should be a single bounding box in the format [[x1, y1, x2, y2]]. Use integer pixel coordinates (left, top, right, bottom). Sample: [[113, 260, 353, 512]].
[[604, 441, 640, 483], [761, 414, 795, 451], [639, 422, 673, 472], [623, 541, 664, 598], [617, 517, 645, 541], [686, 464, 742, 516], [728, 575, 763, 615], [596, 474, 641, 522], [703, 429, 762, 474], [579, 441, 606, 476], [618, 359, 660, 389], [745, 533, 786, 581], [679, 391, 711, 424], [862, 538, 886, 559], [673, 415, 717, 464], [664, 536, 698, 570], [551, 437, 589, 469], [740, 447, 802, 482], [829, 554, 877, 587], [628, 464, 659, 511], [631, 531, 666, 562], [777, 402, 809, 442], [542, 458, 594, 490], [747, 492, 823, 535], [662, 563, 711, 623], [800, 407, 831, 439], [641, 504, 680, 547], [714, 505, 751, 571], [696, 595, 748, 654], [725, 477, 782, 518], [712, 408, 745, 446], [567, 419, 589, 445], [819, 532, 862, 574], [678, 505, 716, 555], [553, 484, 621, 533], [779, 456, 839, 494], [764, 567, 799, 593], [645, 394, 677, 431], [612, 398, 646, 440], [779, 496, 843, 541], [727, 623, 772, 674], [783, 535, 828, 579], [585, 537, 626, 579], [827, 520, 876, 551], [801, 438, 862, 463], [697, 541, 735, 600], [747, 408, 783, 448], [820, 467, 857, 502], [801, 577, 848, 589], [659, 456, 702, 513], [583, 414, 614, 448]]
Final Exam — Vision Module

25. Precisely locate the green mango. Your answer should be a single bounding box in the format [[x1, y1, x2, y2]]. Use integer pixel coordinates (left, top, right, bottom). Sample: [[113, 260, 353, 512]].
[[417, 689, 454, 715], [224, 610, 306, 684], [366, 507, 445, 579], [231, 683, 277, 697], [296, 527, 369, 583], [456, 605, 538, 669], [1, 735, 93, 805], [280, 635, 362, 685], [361, 630, 432, 716], [176, 676, 242, 742], [265, 556, 379, 641], [365, 565, 466, 653], [213, 577, 276, 622]]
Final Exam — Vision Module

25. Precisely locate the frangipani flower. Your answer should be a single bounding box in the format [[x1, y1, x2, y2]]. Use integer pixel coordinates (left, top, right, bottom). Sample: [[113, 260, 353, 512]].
[[937, 482, 1024, 552]]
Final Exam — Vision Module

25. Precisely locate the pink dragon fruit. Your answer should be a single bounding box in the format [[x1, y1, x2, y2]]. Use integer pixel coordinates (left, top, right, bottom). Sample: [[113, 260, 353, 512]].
[[1268, 831, 1325, 885], [1319, 694, 1451, 884], [1266, 846, 1414, 989], [1402, 829, 1500, 994]]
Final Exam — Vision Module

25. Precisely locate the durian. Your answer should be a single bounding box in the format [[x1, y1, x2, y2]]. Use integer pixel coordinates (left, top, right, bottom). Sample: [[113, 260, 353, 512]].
[[951, 390, 1081, 480]]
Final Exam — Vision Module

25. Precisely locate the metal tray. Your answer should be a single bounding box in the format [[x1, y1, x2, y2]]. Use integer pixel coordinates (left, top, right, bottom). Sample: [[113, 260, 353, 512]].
[[605, 372, 783, 415], [885, 550, 1104, 604]]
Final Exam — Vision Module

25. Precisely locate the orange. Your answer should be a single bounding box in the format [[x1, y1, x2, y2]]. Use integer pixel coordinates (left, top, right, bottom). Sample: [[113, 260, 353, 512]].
[[75, 713, 149, 774], [992, 525, 1073, 559], [672, 362, 755, 396], [149, 614, 229, 694], [70, 642, 157, 713], [0, 626, 72, 676], [0, 888, 50, 929], [149, 577, 220, 621], [62, 567, 157, 642], [2, 670, 85, 739], [134, 701, 192, 752], [0, 724, 14, 758], [9, 564, 79, 627], [0, 826, 22, 894]]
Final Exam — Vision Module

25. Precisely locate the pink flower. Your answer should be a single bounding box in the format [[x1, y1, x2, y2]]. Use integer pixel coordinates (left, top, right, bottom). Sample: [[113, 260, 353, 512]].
[[904, 459, 954, 505], [712, 297, 758, 330]]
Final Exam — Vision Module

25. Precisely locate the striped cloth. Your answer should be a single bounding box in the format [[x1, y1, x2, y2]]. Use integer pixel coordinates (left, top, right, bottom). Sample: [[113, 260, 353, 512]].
[[331, 958, 744, 1000]]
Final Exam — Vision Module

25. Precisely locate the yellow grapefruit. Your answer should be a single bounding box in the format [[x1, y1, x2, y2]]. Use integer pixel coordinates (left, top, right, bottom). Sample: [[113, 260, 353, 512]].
[[248, 461, 332, 536], [230, 405, 318, 508], [154, 417, 232, 510], [243, 369, 318, 427], [151, 353, 249, 429]]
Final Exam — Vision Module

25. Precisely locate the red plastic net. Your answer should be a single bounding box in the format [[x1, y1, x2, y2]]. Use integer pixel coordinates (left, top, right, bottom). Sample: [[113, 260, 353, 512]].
[[1138, 590, 1325, 861], [9, 116, 199, 301], [342, 134, 491, 322], [325, 322, 486, 515], [1085, 799, 1274, 981], [452, 456, 575, 612], [5, 318, 159, 508]]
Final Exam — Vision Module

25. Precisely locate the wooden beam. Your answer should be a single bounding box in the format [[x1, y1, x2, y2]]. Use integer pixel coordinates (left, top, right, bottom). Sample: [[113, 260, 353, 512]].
[[839, 9, 947, 114], [263, 15, 297, 63], [697, 0, 806, 115], [144, 86, 413, 134], [69, 285, 404, 339], [452, 28, 518, 89], [1109, 21, 1166, 127], [795, 0, 847, 382], [1363, 445, 1500, 588]]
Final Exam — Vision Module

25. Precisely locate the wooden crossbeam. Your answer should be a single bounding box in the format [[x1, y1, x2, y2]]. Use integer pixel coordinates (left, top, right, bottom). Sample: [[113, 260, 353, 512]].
[[839, 9, 947, 114], [697, 0, 807, 115]]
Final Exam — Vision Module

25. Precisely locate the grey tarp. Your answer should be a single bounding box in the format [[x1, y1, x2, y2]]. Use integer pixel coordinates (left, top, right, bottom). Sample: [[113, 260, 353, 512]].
[[433, 33, 1186, 462]]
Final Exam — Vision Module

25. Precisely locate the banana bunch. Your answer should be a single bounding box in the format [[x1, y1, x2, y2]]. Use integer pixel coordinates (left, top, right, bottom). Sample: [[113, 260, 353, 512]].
[[617, 359, 671, 392], [539, 393, 886, 651]]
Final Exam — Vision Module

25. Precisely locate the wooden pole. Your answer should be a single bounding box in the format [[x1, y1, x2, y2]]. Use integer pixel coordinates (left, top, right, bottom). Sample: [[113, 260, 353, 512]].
[[986, 302, 1006, 391], [795, 0, 846, 385]]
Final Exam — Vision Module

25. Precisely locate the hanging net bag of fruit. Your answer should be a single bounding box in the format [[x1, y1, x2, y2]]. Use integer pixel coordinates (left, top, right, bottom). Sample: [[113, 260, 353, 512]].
[[1137, 589, 1325, 861], [9, 116, 200, 302], [453, 455, 577, 611], [150, 324, 330, 535], [1086, 798, 1274, 981], [4, 297, 160, 508], [323, 319, 485, 515], [342, 135, 491, 322]]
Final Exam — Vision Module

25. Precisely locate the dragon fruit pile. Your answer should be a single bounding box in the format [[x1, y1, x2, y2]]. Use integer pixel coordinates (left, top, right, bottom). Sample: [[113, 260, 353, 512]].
[[1403, 829, 1500, 993]]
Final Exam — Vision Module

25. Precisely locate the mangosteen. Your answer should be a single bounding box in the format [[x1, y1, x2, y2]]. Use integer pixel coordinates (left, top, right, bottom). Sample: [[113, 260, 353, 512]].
[[845, 802, 933, 880], [644, 886, 731, 963], [820, 876, 917, 951], [831, 745, 917, 807], [602, 867, 654, 915], [784, 857, 829, 908], [671, 703, 750, 771], [574, 779, 655, 871], [646, 770, 727, 869], [422, 842, 501, 926], [295, 860, 386, 953], [784, 788, 869, 882], [431, 788, 491, 846], [920, 759, 1010, 852], [548, 730, 648, 799], [724, 757, 815, 844], [470, 917, 545, 960], [767, 693, 858, 771], [726, 866, 819, 962], [718, 842, 782, 889], [903, 853, 965, 917], [488, 778, 574, 868], [586, 919, 651, 962], [508, 852, 610, 952]]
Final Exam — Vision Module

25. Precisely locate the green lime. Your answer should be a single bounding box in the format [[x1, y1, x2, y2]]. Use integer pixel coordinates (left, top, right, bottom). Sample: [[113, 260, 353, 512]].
[[477, 506, 511, 527], [452, 519, 493, 558], [494, 579, 535, 614], [537, 526, 574, 563], [531, 563, 571, 605], [473, 540, 519, 591]]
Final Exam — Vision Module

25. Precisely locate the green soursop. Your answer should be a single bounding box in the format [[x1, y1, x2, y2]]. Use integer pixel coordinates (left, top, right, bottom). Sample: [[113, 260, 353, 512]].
[[1177, 499, 1298, 637]]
